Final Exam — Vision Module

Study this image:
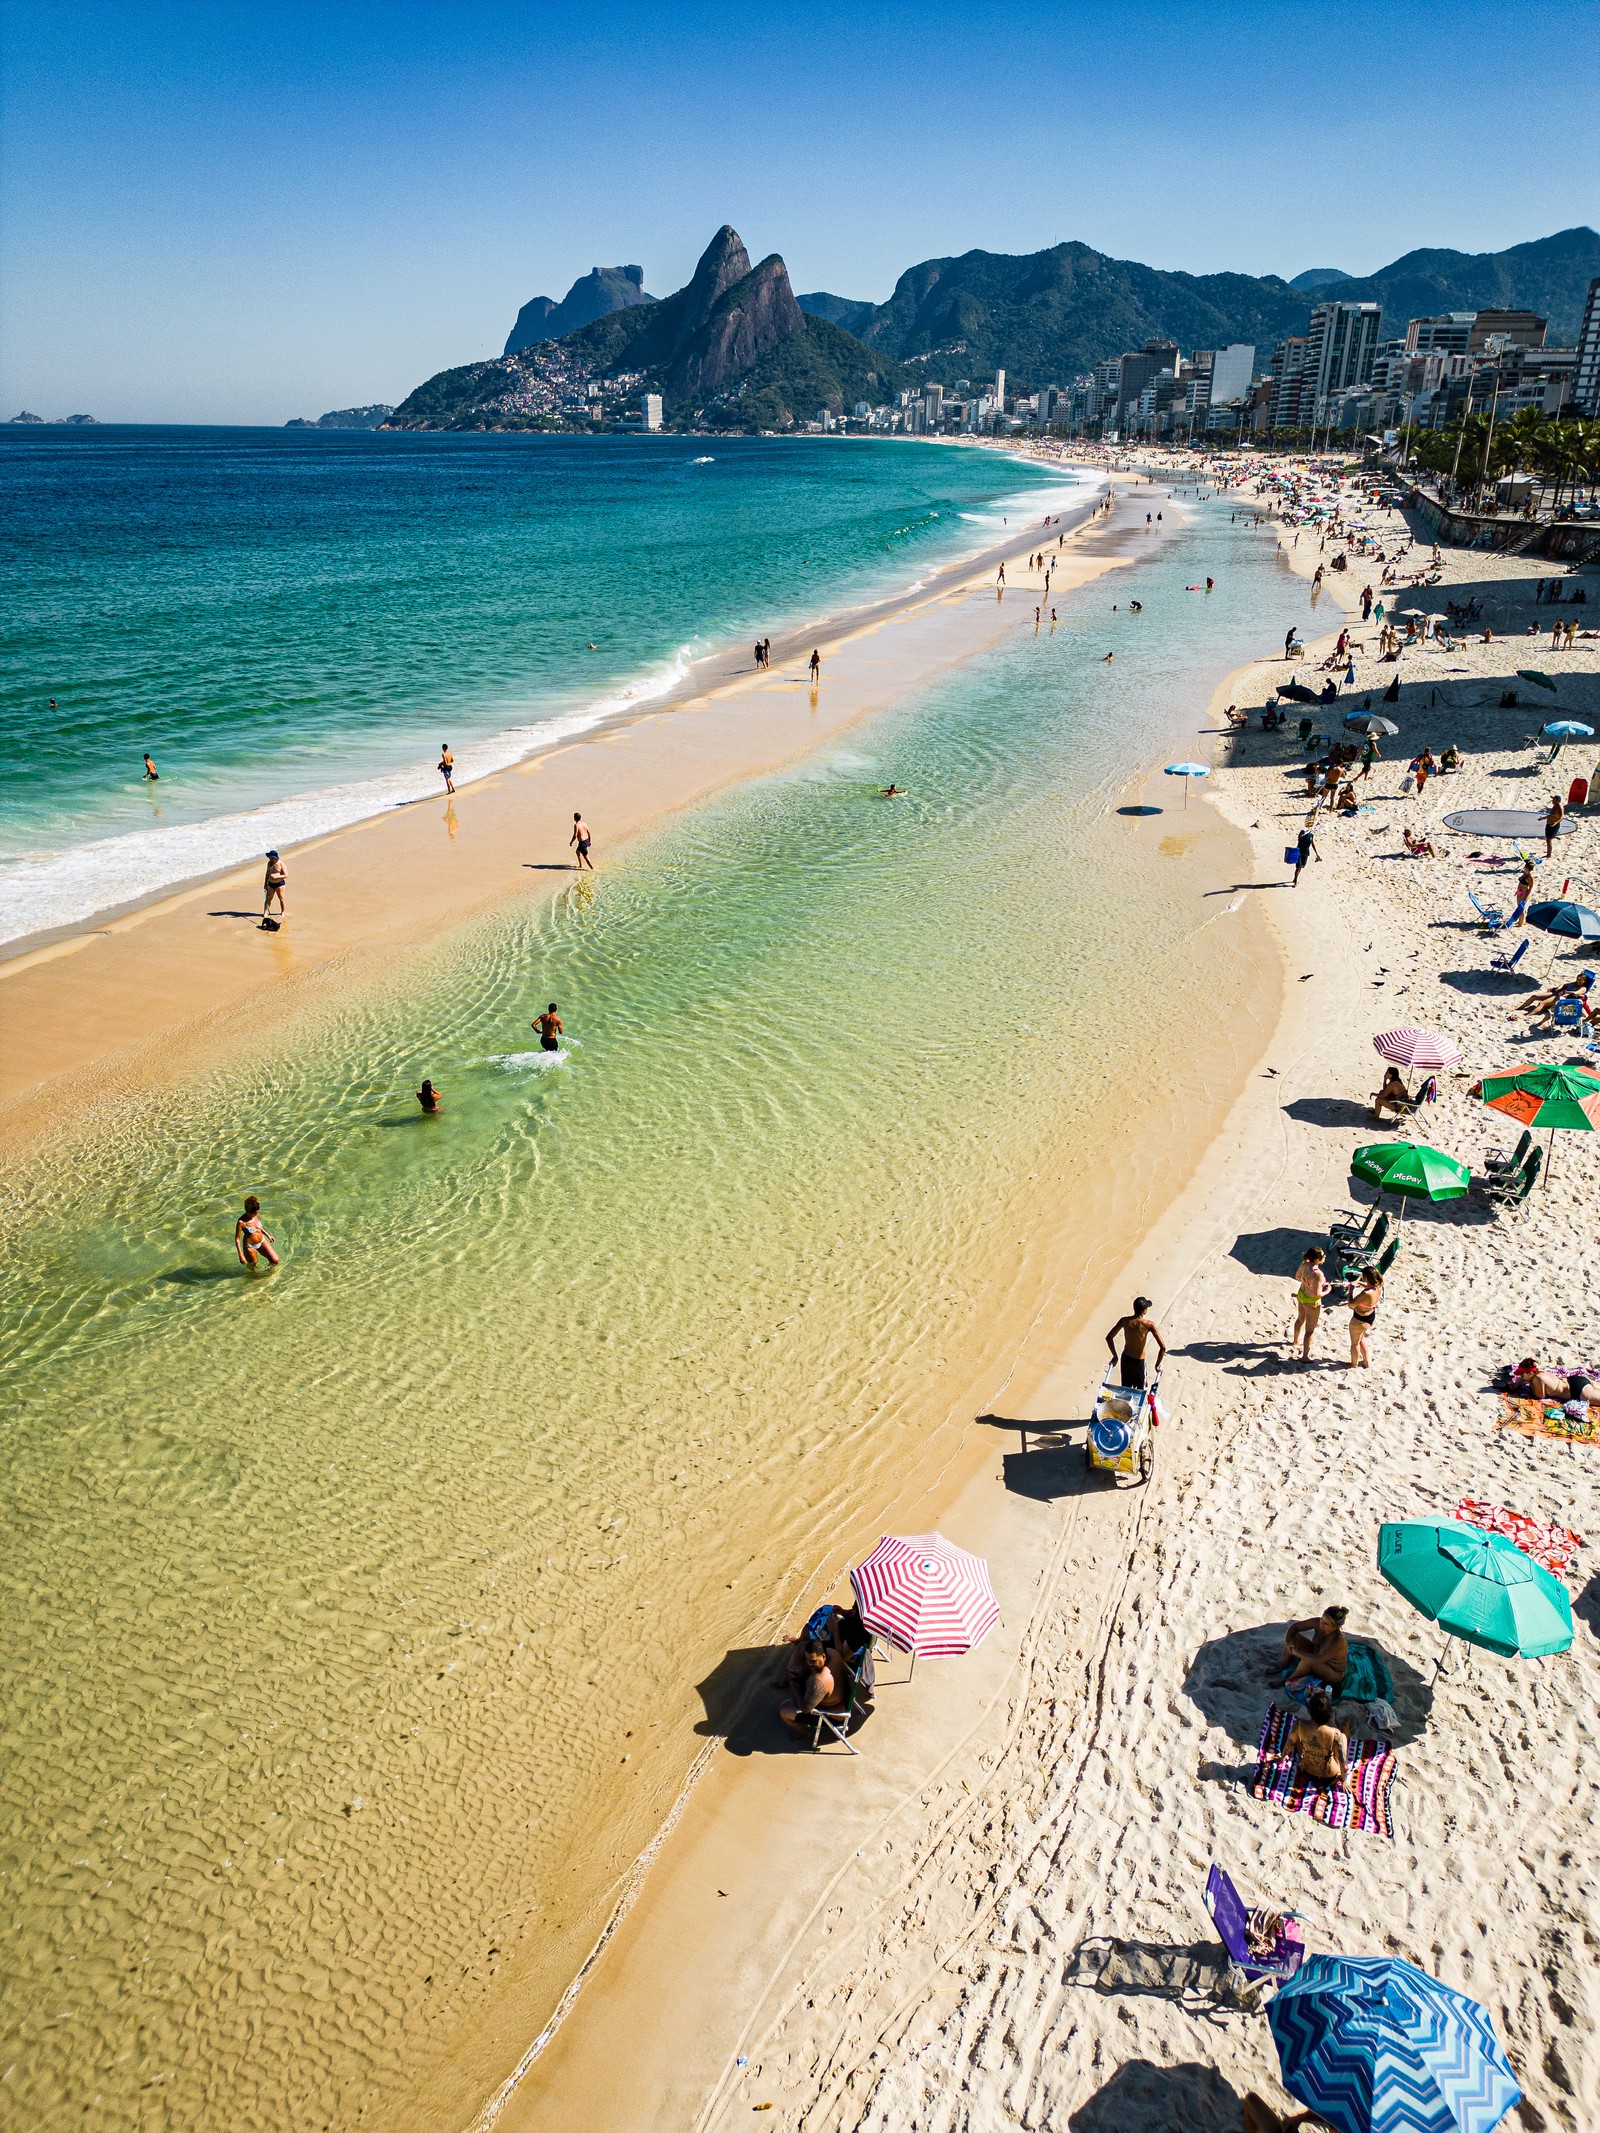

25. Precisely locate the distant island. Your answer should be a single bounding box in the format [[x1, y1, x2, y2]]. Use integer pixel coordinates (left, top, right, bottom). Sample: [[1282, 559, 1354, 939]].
[[285, 405, 395, 430], [383, 222, 1600, 437], [8, 411, 98, 425]]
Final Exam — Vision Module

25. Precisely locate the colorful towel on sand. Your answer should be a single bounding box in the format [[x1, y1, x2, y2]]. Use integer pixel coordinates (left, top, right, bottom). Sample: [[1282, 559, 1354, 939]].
[[1455, 1497, 1584, 1574], [1252, 1705, 1396, 1838], [1497, 1395, 1599, 1447]]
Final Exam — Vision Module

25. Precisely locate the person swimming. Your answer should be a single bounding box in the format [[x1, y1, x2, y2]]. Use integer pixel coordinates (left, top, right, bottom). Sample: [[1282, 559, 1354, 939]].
[[234, 1195, 279, 1270], [534, 1003, 563, 1053], [882, 784, 903, 797]]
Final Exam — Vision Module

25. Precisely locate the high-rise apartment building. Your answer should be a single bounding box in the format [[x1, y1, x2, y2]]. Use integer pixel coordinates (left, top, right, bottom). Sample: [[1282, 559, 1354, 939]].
[[1573, 278, 1600, 416], [1114, 341, 1179, 428], [642, 393, 663, 431], [1305, 301, 1381, 417], [1208, 343, 1256, 410]]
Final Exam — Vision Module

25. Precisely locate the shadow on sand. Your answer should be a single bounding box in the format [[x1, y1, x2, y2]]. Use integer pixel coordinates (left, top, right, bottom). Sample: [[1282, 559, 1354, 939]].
[[1184, 1623, 1433, 1750], [1067, 2058, 1247, 2129]]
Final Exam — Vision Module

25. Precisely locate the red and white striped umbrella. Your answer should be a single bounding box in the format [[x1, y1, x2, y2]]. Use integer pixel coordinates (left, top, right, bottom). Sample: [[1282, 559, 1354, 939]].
[[1372, 1026, 1463, 1070], [850, 1533, 999, 1659]]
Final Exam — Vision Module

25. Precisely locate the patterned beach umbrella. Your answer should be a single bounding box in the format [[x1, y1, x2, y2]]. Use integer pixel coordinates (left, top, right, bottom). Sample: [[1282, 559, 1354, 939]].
[[1378, 1521, 1573, 1659], [1269, 1954, 1520, 2133], [1473, 1062, 1600, 1133], [1373, 1028, 1463, 1071], [850, 1533, 999, 1658]]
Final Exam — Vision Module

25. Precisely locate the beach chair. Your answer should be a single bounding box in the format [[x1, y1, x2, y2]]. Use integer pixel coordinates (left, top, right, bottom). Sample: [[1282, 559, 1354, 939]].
[[1468, 891, 1506, 932], [1329, 1200, 1383, 1248], [1487, 937, 1529, 978], [1549, 996, 1587, 1034], [1484, 1128, 1533, 1178], [812, 1642, 875, 1755], [1335, 1211, 1389, 1282], [1483, 1147, 1542, 1211], [1203, 1864, 1306, 1997], [1345, 1234, 1399, 1288]]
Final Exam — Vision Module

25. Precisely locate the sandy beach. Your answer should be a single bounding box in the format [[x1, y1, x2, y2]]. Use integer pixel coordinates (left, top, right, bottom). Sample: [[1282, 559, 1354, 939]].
[[506, 471, 1600, 2132]]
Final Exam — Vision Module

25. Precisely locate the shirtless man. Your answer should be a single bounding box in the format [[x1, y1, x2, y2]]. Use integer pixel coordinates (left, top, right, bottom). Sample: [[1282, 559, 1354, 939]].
[[262, 850, 287, 923], [777, 1636, 838, 1735], [1104, 1295, 1166, 1389], [438, 743, 454, 794], [534, 1003, 563, 1053], [142, 753, 159, 781], [1281, 1604, 1349, 1689], [570, 812, 594, 870]]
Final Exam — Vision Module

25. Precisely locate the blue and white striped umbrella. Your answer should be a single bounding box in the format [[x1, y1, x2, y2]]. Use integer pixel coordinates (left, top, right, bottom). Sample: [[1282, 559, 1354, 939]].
[[1269, 1955, 1519, 2133]]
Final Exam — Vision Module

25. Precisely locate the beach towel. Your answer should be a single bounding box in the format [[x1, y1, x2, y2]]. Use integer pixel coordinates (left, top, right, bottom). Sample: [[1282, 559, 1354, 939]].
[[1338, 1640, 1394, 1704], [1497, 1395, 1599, 1447], [1253, 1705, 1396, 1838], [1455, 1497, 1584, 1575]]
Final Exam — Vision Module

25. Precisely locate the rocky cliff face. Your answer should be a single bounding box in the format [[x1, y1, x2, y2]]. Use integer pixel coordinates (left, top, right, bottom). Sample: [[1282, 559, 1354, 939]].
[[670, 254, 805, 399], [505, 266, 653, 354]]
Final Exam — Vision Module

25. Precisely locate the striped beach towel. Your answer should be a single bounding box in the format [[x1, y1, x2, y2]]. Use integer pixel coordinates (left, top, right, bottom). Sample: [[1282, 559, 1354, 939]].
[[1252, 1705, 1396, 1838]]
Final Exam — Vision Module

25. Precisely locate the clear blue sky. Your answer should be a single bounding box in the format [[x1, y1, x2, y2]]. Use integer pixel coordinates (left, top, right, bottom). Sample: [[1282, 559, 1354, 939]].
[[3, 0, 1596, 423]]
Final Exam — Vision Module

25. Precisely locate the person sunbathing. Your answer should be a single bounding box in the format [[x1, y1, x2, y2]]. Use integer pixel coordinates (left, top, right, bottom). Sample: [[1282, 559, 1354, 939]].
[[1402, 828, 1436, 858], [1336, 783, 1358, 816], [1281, 1605, 1349, 1689], [1371, 1065, 1414, 1121], [1511, 1357, 1573, 1402], [1288, 1688, 1350, 1789]]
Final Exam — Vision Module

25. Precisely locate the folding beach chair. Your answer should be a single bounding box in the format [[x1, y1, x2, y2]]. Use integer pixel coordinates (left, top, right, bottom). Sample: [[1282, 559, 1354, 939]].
[[1334, 1210, 1388, 1281], [1484, 1128, 1532, 1179], [1487, 937, 1529, 977], [1468, 891, 1506, 932], [1549, 996, 1587, 1033], [1483, 1147, 1542, 1212], [811, 1641, 875, 1755], [1203, 1864, 1306, 1999], [1329, 1200, 1383, 1248]]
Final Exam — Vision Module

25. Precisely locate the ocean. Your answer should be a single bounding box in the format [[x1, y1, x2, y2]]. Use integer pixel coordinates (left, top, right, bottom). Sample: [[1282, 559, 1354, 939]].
[[0, 428, 1087, 943], [0, 442, 1312, 2132]]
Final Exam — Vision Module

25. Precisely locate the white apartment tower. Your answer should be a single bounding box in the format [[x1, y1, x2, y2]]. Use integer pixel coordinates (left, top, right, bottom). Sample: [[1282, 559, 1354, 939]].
[[1575, 278, 1600, 417], [642, 393, 663, 431], [1305, 301, 1382, 418]]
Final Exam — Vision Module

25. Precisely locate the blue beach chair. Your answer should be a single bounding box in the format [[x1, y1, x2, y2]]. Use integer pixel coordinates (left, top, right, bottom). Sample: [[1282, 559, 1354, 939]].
[[1468, 892, 1505, 932], [1488, 937, 1528, 977]]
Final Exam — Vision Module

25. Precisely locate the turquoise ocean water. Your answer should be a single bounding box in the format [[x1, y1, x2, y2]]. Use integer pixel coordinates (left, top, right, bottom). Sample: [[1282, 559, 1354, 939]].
[[0, 429, 1087, 941], [0, 444, 1313, 2132]]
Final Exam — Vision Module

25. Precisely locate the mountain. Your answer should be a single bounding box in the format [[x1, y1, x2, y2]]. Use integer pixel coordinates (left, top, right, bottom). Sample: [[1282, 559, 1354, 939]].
[[1289, 268, 1355, 292], [797, 291, 877, 337], [285, 404, 394, 430], [505, 265, 654, 354], [839, 242, 1312, 387], [1323, 227, 1600, 345], [387, 225, 903, 432]]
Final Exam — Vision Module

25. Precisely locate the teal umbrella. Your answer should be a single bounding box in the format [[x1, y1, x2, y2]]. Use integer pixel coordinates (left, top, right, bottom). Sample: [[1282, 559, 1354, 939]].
[[1379, 1521, 1573, 1659], [1351, 1141, 1470, 1222]]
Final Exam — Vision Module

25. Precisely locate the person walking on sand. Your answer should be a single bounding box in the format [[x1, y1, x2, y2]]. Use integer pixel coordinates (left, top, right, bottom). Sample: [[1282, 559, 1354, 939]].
[[1348, 1265, 1382, 1369], [808, 648, 821, 682], [262, 849, 287, 924], [1545, 793, 1564, 858], [438, 744, 454, 794], [534, 1003, 563, 1053], [1105, 1296, 1166, 1390], [142, 753, 159, 781], [235, 1195, 280, 1270], [1292, 1246, 1329, 1362], [1292, 825, 1319, 886], [570, 812, 594, 870]]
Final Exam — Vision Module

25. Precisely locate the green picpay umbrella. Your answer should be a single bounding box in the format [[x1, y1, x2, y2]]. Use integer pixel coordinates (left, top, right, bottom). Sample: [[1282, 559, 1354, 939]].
[[1379, 1520, 1573, 1659], [1350, 1141, 1470, 1221]]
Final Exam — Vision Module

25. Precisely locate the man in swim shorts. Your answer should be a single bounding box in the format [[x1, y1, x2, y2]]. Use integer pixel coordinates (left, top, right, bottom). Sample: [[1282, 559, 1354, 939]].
[[534, 1004, 563, 1052], [571, 812, 594, 870], [1105, 1296, 1166, 1389]]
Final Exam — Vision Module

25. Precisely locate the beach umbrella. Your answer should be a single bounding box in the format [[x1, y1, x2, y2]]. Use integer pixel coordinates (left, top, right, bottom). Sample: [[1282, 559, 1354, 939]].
[[1541, 721, 1593, 741], [1163, 761, 1209, 808], [1269, 1953, 1521, 2133], [1346, 713, 1399, 736], [1373, 1027, 1463, 1071], [1516, 669, 1559, 694], [850, 1533, 999, 1665], [1351, 1142, 1470, 1220], [1523, 899, 1600, 941], [1279, 680, 1322, 705], [1378, 1520, 1573, 1660], [1473, 1059, 1599, 1178]]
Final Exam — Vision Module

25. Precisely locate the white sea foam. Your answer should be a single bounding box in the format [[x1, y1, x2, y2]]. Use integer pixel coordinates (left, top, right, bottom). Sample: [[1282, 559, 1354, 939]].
[[487, 1049, 569, 1071], [0, 653, 695, 948]]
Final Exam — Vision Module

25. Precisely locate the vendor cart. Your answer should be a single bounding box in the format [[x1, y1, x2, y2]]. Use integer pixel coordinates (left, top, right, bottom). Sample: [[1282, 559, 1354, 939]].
[[1086, 1367, 1160, 1485]]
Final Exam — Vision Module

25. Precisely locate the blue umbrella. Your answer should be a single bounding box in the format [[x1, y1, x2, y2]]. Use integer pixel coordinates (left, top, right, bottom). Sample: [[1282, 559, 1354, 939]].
[[1163, 762, 1209, 809], [1541, 721, 1593, 740], [1524, 899, 1600, 942], [1269, 1955, 1520, 2133]]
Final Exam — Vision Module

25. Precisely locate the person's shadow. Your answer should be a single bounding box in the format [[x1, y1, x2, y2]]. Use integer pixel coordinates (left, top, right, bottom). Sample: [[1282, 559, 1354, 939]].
[[1067, 2058, 1246, 2130]]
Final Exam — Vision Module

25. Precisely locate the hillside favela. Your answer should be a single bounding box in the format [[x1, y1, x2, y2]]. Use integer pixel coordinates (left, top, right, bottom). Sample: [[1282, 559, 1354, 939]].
[[3, 8, 1599, 2133]]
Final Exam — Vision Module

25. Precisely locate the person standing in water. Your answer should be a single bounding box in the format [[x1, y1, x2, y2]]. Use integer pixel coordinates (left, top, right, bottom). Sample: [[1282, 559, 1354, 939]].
[[534, 1003, 563, 1053], [142, 753, 159, 781], [571, 812, 594, 870], [235, 1196, 279, 1270], [262, 850, 287, 923], [438, 744, 455, 795], [416, 1078, 443, 1113]]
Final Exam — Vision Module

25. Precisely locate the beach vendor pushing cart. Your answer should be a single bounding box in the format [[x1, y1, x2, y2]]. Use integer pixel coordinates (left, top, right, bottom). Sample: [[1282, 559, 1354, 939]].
[[1105, 1297, 1166, 1388], [1088, 1297, 1169, 1485]]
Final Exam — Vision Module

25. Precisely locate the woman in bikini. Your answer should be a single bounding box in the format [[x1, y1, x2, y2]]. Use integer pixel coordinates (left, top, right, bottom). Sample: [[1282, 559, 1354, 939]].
[[1348, 1266, 1382, 1368], [1291, 1246, 1328, 1362], [235, 1195, 280, 1270], [1288, 1687, 1350, 1790]]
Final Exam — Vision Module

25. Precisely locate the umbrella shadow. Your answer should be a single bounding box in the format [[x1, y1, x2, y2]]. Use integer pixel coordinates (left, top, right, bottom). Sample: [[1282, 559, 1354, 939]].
[[1184, 1625, 1433, 1749], [692, 1645, 876, 1757], [1067, 2059, 1246, 2129], [1230, 1226, 1328, 1277], [1439, 968, 1540, 996], [1284, 1096, 1378, 1129], [980, 1412, 1106, 1502]]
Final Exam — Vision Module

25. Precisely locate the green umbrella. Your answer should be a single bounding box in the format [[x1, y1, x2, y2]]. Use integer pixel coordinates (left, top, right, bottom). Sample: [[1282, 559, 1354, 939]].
[[1516, 669, 1559, 694], [1351, 1141, 1470, 1221], [1379, 1520, 1573, 1659], [1475, 1062, 1600, 1135]]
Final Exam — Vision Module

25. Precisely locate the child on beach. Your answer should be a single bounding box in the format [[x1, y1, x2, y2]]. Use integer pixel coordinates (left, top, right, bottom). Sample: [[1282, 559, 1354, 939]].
[[235, 1196, 279, 1270]]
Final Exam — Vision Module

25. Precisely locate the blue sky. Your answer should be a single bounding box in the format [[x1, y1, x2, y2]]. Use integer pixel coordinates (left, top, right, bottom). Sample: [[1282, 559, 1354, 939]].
[[3, 0, 1596, 423]]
